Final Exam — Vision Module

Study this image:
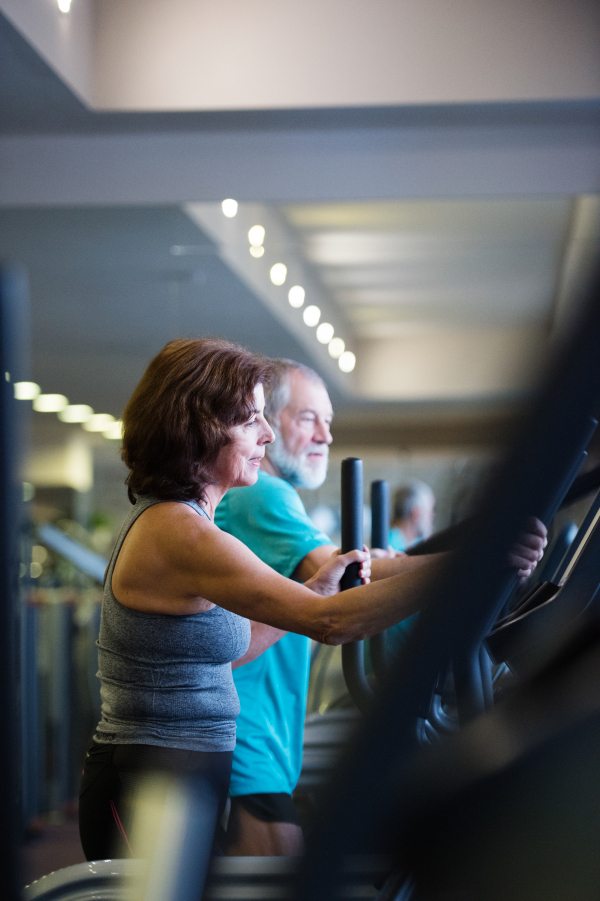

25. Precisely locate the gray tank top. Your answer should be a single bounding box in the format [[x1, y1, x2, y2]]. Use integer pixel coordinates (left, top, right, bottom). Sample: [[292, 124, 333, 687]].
[[94, 495, 251, 752]]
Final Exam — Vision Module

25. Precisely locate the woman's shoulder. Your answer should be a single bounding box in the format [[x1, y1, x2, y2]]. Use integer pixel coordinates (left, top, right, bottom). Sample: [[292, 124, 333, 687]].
[[129, 498, 214, 544]]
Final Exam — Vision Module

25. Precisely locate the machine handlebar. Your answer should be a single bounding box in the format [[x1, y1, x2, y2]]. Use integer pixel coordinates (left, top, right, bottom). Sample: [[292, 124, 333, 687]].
[[340, 458, 374, 713]]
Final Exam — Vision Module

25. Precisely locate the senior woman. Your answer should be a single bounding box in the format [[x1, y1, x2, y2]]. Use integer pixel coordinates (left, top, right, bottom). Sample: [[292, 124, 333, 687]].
[[79, 337, 546, 861], [78, 336, 372, 860]]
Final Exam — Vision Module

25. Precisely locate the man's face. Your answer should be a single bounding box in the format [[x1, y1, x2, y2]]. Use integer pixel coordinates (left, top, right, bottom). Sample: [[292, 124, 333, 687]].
[[414, 496, 435, 541], [268, 371, 333, 489]]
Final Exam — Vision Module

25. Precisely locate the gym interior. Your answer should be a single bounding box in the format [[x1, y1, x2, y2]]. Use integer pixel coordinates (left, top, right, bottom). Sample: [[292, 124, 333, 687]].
[[1, 2, 600, 898]]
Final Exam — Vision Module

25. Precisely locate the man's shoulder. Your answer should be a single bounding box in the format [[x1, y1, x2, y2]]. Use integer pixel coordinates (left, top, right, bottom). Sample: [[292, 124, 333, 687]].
[[215, 470, 305, 528], [227, 470, 299, 508], [255, 469, 297, 498]]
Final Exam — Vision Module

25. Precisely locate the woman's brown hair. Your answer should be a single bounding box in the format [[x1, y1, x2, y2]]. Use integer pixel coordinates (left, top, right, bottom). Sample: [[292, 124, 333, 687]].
[[121, 338, 273, 503]]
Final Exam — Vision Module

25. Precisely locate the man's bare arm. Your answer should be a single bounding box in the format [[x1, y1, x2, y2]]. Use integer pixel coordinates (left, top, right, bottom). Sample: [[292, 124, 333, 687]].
[[293, 544, 439, 583], [292, 516, 547, 586], [232, 621, 287, 669]]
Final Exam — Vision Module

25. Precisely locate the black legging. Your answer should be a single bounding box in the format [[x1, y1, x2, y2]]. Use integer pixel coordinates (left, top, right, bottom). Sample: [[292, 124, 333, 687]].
[[78, 741, 233, 861]]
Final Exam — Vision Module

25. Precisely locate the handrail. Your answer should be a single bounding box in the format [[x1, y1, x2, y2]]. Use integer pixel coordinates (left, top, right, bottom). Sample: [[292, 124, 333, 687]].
[[561, 463, 600, 508], [369, 479, 390, 685], [554, 490, 600, 584], [340, 458, 374, 714], [297, 262, 600, 901]]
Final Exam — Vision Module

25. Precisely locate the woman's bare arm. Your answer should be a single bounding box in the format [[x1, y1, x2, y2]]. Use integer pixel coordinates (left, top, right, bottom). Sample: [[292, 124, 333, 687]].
[[113, 503, 545, 647], [293, 543, 440, 583], [113, 503, 438, 643]]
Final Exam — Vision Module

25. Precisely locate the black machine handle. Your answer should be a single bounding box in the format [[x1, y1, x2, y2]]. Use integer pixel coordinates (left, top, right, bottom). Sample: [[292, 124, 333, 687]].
[[369, 480, 390, 684], [370, 479, 390, 550], [340, 457, 364, 590], [406, 423, 597, 561], [340, 458, 375, 713], [561, 463, 600, 508], [454, 415, 598, 726]]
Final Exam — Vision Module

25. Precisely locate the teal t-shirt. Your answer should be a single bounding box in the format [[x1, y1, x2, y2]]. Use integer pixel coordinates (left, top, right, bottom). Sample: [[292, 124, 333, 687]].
[[382, 527, 417, 656], [214, 470, 332, 796], [389, 526, 408, 553]]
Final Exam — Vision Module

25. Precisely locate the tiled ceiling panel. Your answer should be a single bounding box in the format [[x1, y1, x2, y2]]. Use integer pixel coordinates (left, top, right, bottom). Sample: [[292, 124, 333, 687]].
[[282, 198, 573, 336]]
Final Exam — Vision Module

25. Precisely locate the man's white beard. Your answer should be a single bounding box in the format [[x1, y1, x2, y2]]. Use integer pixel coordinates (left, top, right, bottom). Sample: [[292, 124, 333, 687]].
[[268, 429, 329, 490], [414, 509, 434, 542]]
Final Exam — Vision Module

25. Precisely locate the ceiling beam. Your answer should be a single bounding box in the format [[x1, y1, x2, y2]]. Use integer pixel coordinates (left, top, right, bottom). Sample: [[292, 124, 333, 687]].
[[1, 119, 599, 207]]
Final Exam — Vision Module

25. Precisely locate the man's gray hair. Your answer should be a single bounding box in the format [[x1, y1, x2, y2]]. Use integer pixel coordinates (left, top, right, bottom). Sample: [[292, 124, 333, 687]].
[[264, 359, 326, 426], [393, 480, 435, 521]]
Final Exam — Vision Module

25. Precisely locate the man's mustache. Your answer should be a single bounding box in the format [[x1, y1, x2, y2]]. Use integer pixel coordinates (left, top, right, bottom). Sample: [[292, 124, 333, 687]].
[[301, 445, 329, 459]]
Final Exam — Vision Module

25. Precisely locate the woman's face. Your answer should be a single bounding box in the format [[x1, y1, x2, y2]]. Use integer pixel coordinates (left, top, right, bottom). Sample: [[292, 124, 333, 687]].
[[212, 383, 275, 490]]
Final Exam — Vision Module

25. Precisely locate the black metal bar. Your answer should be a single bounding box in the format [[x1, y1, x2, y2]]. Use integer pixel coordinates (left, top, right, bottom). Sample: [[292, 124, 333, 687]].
[[0, 266, 26, 900], [561, 463, 600, 508], [486, 502, 600, 670], [369, 480, 390, 685], [296, 262, 600, 901], [452, 652, 486, 726], [479, 645, 494, 710], [340, 458, 374, 713], [453, 436, 593, 725], [529, 520, 577, 586], [539, 439, 595, 526], [554, 490, 600, 584], [370, 480, 390, 550]]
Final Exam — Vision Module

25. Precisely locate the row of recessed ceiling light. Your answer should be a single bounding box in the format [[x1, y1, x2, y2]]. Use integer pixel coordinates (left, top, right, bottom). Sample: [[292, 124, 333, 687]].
[[13, 382, 123, 440], [222, 199, 356, 373]]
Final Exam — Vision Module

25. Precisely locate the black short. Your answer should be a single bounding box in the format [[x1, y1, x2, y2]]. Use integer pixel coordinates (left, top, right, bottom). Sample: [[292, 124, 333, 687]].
[[232, 792, 300, 825], [79, 741, 233, 861]]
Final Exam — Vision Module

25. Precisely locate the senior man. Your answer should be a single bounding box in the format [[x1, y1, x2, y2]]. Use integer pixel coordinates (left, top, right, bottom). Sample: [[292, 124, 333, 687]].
[[216, 359, 547, 856], [216, 360, 337, 856]]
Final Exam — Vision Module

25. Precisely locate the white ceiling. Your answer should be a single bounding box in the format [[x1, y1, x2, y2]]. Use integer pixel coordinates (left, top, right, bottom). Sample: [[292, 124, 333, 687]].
[[282, 199, 573, 339], [2, 6, 600, 432]]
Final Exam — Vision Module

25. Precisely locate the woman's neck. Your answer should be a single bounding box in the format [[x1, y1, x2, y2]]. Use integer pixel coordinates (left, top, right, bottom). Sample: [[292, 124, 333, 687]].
[[202, 483, 228, 520]]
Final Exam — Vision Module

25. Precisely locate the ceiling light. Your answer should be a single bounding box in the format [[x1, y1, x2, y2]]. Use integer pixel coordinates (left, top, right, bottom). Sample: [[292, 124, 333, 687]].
[[14, 381, 40, 401], [103, 421, 124, 440], [270, 263, 287, 286], [303, 305, 321, 327], [83, 413, 115, 432], [250, 246, 265, 258], [58, 0, 71, 11], [58, 404, 94, 423], [221, 199, 238, 218], [339, 351, 356, 373], [288, 286, 305, 308], [328, 337, 345, 358], [33, 394, 68, 413], [316, 323, 334, 344], [248, 225, 265, 247]]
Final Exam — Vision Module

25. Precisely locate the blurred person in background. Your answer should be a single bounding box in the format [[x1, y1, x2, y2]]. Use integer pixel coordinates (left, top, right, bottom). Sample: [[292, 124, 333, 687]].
[[216, 360, 545, 856], [389, 480, 436, 553], [376, 480, 437, 664]]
